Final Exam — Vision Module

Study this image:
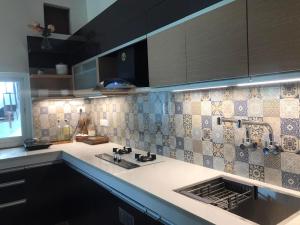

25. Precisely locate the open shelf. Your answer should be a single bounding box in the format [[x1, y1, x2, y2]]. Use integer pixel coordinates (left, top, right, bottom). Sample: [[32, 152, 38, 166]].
[[30, 74, 72, 79]]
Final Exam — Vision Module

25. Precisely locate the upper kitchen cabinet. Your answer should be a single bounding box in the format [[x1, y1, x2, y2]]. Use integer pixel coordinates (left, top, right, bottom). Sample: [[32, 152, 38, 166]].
[[73, 58, 98, 90], [146, 0, 187, 33], [186, 0, 248, 83], [148, 24, 187, 87], [248, 0, 300, 75]]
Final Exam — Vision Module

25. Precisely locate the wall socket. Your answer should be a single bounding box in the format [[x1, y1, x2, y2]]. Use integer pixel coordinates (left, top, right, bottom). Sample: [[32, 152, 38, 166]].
[[100, 119, 109, 127]]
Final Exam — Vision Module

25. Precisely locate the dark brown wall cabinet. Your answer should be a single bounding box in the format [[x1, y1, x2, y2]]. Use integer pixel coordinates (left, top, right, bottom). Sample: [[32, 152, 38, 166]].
[[186, 0, 248, 82], [248, 0, 300, 75], [148, 24, 187, 87]]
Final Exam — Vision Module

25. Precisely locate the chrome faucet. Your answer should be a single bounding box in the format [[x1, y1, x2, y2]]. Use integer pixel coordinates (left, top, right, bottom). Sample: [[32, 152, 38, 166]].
[[240, 127, 258, 150]]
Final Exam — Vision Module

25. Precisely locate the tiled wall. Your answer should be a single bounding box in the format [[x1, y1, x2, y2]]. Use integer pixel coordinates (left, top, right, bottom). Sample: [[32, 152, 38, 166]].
[[32, 83, 300, 191], [90, 83, 300, 191], [32, 99, 89, 141]]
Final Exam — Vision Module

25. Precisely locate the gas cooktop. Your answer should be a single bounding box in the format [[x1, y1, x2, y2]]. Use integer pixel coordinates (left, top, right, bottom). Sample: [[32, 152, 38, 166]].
[[95, 146, 163, 169]]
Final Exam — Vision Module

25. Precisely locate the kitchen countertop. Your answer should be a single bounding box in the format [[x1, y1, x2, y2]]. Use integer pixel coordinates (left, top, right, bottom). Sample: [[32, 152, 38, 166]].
[[1, 142, 300, 225]]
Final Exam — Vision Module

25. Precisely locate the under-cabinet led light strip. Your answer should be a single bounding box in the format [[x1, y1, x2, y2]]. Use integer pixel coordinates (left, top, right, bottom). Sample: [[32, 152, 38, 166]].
[[88, 95, 108, 99], [237, 78, 300, 87], [172, 85, 229, 93]]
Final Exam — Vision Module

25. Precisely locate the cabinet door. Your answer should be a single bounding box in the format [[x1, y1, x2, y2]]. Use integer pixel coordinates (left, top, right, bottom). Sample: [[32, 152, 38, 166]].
[[248, 0, 300, 75], [186, 0, 248, 82], [73, 59, 98, 90], [0, 168, 26, 225], [148, 24, 187, 87], [146, 0, 187, 33], [26, 163, 68, 225]]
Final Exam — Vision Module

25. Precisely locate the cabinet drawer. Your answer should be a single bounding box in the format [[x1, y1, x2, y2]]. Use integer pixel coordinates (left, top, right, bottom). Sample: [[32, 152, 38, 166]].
[[0, 199, 26, 225], [0, 168, 25, 184], [0, 181, 25, 204]]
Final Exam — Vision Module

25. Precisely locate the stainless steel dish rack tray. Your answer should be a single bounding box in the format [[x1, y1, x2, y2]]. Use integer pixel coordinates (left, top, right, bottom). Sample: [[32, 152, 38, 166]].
[[175, 177, 256, 211]]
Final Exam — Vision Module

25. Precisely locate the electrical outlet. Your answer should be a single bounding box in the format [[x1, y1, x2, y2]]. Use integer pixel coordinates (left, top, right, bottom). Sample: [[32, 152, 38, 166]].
[[77, 106, 85, 113], [100, 119, 109, 127]]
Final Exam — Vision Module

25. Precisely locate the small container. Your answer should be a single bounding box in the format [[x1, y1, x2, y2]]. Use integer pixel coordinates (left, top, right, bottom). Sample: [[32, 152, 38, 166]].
[[56, 63, 68, 75]]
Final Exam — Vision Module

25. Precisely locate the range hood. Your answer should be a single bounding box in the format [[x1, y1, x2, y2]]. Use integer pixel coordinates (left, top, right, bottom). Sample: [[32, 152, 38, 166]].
[[97, 39, 149, 94]]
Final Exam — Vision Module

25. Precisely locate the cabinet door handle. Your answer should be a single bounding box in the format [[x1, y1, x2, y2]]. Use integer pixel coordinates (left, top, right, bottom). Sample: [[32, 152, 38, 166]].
[[0, 167, 25, 174], [25, 160, 62, 169], [0, 179, 25, 189], [0, 199, 27, 209]]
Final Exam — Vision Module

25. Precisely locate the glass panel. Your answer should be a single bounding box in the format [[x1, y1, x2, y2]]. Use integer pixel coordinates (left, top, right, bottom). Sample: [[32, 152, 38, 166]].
[[0, 81, 22, 138]]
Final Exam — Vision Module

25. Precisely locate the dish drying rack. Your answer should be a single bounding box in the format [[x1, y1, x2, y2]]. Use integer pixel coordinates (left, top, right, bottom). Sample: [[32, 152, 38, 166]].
[[176, 177, 256, 211]]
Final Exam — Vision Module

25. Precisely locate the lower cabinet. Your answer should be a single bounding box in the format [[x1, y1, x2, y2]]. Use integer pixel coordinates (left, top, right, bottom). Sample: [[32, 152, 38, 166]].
[[0, 162, 163, 225]]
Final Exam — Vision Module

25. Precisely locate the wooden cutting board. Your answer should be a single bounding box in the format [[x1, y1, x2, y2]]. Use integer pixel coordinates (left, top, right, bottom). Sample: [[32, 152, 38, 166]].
[[83, 136, 109, 145]]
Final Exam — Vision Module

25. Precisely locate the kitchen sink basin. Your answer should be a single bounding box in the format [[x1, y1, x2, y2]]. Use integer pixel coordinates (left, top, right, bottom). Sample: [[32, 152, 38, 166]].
[[175, 177, 300, 225]]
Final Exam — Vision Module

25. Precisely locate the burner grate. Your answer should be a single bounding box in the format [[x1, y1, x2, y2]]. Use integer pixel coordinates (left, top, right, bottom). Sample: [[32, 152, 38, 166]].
[[176, 177, 255, 211]]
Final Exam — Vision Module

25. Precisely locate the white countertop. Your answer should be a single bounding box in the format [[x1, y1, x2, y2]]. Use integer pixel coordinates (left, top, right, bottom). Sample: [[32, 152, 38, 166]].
[[1, 142, 300, 225]]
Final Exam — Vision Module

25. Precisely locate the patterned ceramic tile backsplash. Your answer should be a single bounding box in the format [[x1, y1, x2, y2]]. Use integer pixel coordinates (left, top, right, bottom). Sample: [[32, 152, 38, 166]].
[[32, 83, 300, 191], [32, 99, 89, 141]]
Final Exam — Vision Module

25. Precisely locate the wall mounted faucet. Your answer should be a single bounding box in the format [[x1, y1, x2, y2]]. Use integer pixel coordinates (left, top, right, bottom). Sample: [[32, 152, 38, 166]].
[[217, 117, 283, 155], [240, 127, 258, 151]]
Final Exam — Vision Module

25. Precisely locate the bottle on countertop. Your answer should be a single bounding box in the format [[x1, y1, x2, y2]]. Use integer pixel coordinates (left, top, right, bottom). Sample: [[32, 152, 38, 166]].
[[63, 119, 71, 141], [57, 120, 64, 141]]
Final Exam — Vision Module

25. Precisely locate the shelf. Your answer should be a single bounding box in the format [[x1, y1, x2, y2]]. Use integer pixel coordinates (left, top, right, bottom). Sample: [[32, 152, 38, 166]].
[[30, 74, 72, 79]]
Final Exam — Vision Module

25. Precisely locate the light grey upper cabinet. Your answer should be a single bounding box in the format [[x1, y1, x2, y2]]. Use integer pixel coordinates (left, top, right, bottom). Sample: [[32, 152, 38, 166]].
[[147, 24, 187, 87], [186, 0, 248, 83], [248, 0, 300, 76], [73, 58, 98, 90]]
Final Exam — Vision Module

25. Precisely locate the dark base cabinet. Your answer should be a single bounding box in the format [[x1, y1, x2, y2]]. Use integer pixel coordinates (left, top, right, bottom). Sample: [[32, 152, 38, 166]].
[[0, 162, 163, 225]]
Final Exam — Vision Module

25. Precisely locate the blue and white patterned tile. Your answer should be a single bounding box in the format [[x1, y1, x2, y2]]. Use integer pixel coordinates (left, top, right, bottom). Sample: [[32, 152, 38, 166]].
[[281, 118, 299, 137], [202, 116, 212, 129], [282, 171, 300, 190], [235, 147, 249, 163], [176, 137, 184, 150], [175, 102, 183, 114], [184, 150, 194, 163], [249, 164, 265, 182], [234, 100, 248, 117]]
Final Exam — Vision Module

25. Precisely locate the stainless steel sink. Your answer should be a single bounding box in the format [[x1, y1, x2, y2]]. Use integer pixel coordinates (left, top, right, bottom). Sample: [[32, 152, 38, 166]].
[[175, 177, 300, 225]]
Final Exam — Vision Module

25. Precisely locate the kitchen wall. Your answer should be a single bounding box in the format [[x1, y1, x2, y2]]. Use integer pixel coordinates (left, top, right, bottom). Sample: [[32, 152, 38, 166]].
[[86, 0, 117, 22], [0, 0, 87, 73], [32, 83, 300, 191], [32, 99, 89, 141]]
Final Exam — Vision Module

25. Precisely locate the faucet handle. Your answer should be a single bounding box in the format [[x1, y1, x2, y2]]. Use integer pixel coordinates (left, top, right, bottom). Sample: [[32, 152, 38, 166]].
[[217, 117, 222, 125]]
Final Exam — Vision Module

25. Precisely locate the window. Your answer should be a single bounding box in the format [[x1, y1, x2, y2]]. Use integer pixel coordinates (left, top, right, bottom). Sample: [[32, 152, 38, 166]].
[[0, 73, 32, 149], [44, 3, 70, 35]]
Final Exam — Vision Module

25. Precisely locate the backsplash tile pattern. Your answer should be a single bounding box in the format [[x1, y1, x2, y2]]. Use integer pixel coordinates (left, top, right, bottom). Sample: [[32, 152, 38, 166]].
[[89, 83, 300, 191], [32, 83, 300, 191], [32, 99, 89, 141]]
